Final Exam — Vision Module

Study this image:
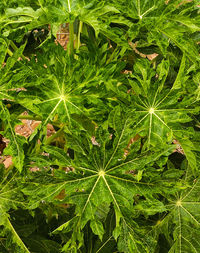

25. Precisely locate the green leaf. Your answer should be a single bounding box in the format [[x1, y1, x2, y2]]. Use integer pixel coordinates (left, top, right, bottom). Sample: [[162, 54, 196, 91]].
[[0, 1, 199, 252], [0, 167, 29, 252], [163, 180, 200, 253], [22, 109, 173, 251], [0, 42, 26, 80], [122, 0, 200, 60], [14, 42, 123, 129], [172, 53, 186, 90], [0, 102, 26, 172], [90, 219, 104, 241], [0, 38, 8, 67], [127, 59, 199, 170], [43, 145, 71, 167]]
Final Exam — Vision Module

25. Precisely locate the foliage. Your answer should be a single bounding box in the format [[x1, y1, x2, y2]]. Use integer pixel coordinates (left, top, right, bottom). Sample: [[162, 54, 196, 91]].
[[0, 0, 200, 252]]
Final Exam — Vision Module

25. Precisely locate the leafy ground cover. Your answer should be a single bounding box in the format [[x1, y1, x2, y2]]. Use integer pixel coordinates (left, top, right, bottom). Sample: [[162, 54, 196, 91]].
[[0, 0, 200, 252]]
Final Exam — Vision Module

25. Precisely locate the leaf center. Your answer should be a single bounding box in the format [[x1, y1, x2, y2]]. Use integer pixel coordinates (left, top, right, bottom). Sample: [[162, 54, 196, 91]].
[[176, 200, 182, 207], [98, 170, 105, 177], [60, 95, 66, 101], [149, 107, 155, 114]]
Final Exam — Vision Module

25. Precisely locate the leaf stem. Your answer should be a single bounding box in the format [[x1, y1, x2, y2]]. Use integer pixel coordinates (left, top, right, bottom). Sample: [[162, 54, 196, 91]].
[[9, 41, 26, 60], [7, 48, 13, 57], [7, 218, 30, 253], [17, 115, 42, 121], [68, 22, 74, 56], [107, 46, 118, 64], [77, 21, 83, 51], [44, 126, 64, 145], [6, 163, 14, 173]]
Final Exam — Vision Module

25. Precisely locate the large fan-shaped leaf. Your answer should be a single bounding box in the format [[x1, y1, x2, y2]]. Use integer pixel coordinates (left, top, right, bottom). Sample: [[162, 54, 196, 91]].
[[159, 179, 200, 253], [22, 109, 173, 251], [126, 58, 199, 170], [115, 0, 200, 60], [14, 42, 124, 128]]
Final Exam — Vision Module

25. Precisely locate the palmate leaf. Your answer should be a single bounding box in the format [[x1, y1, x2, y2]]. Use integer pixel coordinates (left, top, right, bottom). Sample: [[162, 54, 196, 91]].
[[22, 109, 173, 252], [109, 0, 162, 25], [0, 166, 30, 253], [15, 42, 124, 127], [126, 58, 199, 170], [113, 0, 200, 60], [157, 179, 200, 253]]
